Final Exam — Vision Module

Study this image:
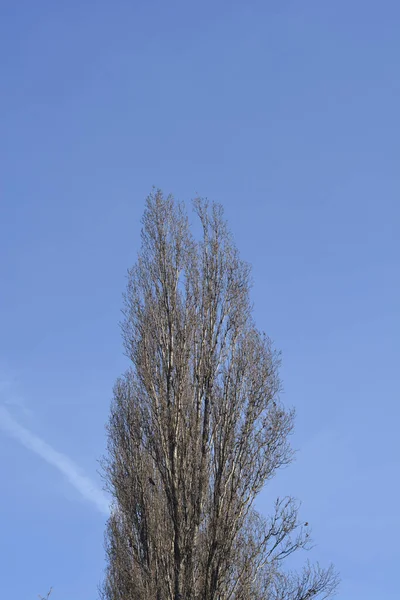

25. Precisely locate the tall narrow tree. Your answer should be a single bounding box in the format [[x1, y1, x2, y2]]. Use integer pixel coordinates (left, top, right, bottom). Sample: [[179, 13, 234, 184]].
[[101, 191, 338, 600]]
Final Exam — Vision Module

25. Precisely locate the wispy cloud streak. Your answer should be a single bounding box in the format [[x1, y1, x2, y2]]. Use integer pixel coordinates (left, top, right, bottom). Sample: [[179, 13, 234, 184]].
[[0, 406, 110, 515]]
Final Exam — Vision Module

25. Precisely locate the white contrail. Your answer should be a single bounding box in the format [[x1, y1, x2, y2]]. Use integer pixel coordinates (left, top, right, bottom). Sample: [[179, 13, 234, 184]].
[[0, 406, 110, 515]]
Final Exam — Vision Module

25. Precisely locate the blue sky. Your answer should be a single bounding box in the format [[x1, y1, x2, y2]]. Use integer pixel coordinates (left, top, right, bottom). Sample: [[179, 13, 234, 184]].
[[1, 1, 399, 598]]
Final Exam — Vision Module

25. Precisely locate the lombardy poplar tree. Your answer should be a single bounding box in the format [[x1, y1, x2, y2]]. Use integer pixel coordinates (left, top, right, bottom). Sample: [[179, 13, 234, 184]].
[[101, 191, 338, 600]]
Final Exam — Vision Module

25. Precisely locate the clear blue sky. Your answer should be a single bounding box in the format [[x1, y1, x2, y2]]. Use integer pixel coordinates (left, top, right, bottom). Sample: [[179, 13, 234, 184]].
[[1, 1, 399, 598]]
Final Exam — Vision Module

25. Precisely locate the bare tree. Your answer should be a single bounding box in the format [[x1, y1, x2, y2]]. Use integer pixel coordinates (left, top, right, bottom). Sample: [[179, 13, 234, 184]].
[[101, 191, 338, 600]]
